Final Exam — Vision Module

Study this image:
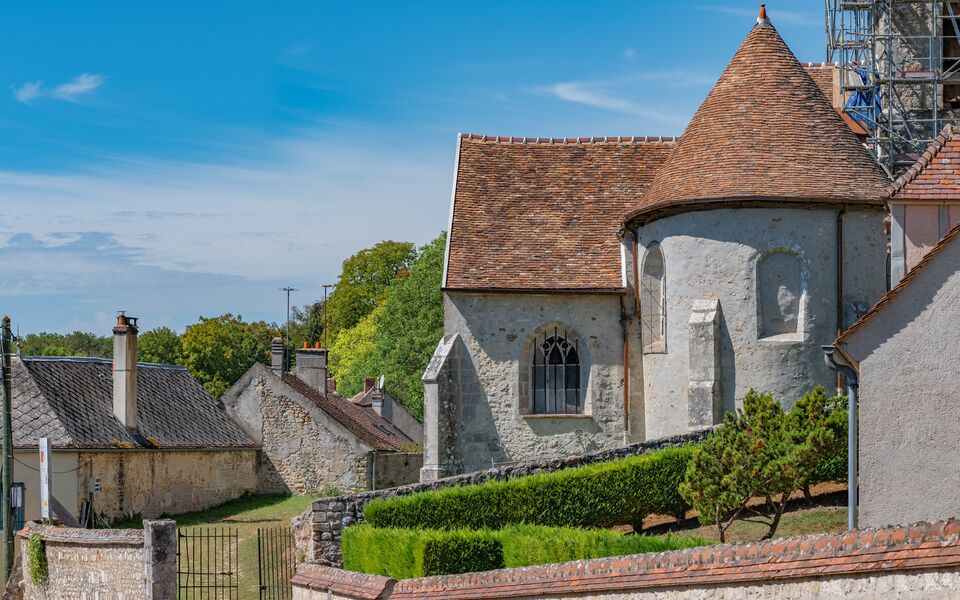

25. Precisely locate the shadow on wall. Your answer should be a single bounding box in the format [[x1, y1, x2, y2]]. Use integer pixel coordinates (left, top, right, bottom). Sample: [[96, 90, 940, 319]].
[[718, 302, 737, 416], [455, 346, 503, 472]]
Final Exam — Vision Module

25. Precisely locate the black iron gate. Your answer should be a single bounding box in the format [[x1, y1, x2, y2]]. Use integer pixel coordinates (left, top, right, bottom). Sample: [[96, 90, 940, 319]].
[[177, 526, 239, 599], [257, 526, 298, 600]]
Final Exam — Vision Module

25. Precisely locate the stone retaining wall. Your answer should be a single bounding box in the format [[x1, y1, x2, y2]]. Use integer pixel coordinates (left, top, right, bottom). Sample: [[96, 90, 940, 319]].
[[292, 518, 960, 599], [304, 428, 714, 566], [17, 520, 176, 600]]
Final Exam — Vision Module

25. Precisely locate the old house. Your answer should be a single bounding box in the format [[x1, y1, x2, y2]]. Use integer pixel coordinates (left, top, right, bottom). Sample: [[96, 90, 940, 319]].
[[422, 8, 892, 479], [833, 132, 960, 528], [222, 341, 423, 493], [10, 315, 259, 525]]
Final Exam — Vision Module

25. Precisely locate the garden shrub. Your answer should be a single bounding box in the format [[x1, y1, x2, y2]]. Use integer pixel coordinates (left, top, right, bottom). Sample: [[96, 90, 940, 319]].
[[363, 446, 694, 531], [787, 387, 848, 489], [342, 524, 710, 578]]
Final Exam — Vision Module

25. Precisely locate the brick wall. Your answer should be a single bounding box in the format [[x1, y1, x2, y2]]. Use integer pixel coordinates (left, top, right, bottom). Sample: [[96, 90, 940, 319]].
[[292, 519, 960, 600], [302, 428, 714, 566], [17, 520, 176, 600]]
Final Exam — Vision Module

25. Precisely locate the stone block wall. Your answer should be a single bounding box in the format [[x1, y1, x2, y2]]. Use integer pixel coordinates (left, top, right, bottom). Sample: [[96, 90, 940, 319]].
[[303, 428, 713, 567], [18, 520, 176, 600], [370, 452, 423, 490], [292, 519, 960, 600]]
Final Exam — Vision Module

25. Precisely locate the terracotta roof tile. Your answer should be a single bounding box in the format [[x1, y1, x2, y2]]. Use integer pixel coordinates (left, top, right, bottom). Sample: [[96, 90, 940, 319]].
[[628, 19, 889, 223], [445, 136, 675, 291], [890, 125, 960, 200]]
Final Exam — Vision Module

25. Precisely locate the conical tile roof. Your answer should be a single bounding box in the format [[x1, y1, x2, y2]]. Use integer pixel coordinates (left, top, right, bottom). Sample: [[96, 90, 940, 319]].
[[626, 10, 889, 224]]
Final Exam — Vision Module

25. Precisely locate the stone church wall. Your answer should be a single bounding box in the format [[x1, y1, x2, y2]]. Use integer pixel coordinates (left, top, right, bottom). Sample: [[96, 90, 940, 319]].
[[636, 207, 886, 439], [442, 292, 627, 473]]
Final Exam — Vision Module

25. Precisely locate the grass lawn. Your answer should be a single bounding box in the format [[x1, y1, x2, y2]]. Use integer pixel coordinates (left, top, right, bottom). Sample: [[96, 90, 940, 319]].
[[114, 494, 316, 598]]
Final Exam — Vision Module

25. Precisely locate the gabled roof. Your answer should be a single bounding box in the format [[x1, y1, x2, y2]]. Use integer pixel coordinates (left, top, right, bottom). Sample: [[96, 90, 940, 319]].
[[627, 13, 889, 224], [444, 135, 675, 292], [282, 374, 412, 451], [889, 125, 960, 200], [837, 220, 960, 344], [12, 357, 256, 450]]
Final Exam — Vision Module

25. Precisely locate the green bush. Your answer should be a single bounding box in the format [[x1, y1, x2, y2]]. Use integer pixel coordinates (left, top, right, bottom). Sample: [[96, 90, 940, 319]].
[[788, 387, 848, 488], [27, 533, 47, 586], [363, 446, 694, 531], [343, 524, 709, 578]]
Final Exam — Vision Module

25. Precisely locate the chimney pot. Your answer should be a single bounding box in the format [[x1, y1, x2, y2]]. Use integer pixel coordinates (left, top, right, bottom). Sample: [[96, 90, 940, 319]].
[[271, 337, 285, 374], [112, 314, 139, 430]]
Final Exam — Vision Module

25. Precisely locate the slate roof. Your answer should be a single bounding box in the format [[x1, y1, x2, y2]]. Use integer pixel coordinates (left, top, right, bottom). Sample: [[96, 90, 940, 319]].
[[890, 125, 960, 200], [627, 16, 889, 224], [282, 374, 412, 451], [11, 357, 256, 450], [444, 135, 676, 291]]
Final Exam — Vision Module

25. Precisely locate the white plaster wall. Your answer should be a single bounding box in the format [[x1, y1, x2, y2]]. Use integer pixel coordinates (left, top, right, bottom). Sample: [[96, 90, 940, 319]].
[[637, 207, 886, 439], [841, 235, 960, 528], [443, 293, 625, 472], [13, 450, 79, 523]]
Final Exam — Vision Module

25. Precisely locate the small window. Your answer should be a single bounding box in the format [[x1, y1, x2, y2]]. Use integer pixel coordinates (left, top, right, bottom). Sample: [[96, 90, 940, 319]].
[[758, 250, 803, 339], [531, 330, 582, 414], [640, 243, 666, 352]]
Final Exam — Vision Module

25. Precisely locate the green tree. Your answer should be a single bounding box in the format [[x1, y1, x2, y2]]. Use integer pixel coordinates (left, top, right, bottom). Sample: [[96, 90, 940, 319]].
[[679, 390, 830, 542], [289, 301, 326, 353], [788, 387, 847, 495], [326, 241, 416, 337], [370, 233, 446, 419], [20, 331, 112, 358], [328, 305, 383, 398], [138, 327, 181, 365], [178, 314, 280, 399]]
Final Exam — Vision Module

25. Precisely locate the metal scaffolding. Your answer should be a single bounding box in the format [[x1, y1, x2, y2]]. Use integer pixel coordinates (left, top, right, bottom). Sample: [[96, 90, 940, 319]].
[[826, 0, 960, 175]]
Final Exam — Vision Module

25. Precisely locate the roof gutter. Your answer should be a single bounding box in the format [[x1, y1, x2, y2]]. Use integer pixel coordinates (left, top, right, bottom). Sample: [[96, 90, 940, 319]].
[[822, 344, 859, 530]]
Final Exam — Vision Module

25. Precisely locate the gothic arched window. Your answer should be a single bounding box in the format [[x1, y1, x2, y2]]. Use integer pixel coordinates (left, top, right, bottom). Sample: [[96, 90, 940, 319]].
[[532, 329, 582, 414], [640, 243, 666, 352]]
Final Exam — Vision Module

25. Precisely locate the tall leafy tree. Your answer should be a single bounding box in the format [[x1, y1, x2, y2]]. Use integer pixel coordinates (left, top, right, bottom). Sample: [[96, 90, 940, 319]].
[[138, 326, 181, 365], [178, 314, 280, 399], [19, 331, 112, 358], [326, 241, 416, 337], [328, 305, 382, 398], [371, 233, 446, 419]]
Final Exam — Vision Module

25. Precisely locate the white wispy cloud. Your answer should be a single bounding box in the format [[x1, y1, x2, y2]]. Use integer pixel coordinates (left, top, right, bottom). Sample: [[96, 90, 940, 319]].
[[694, 5, 818, 27], [11, 73, 105, 104]]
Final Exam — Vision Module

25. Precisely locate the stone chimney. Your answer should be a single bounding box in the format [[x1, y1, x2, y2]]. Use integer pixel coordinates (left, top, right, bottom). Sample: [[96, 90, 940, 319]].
[[294, 342, 328, 393], [364, 378, 376, 394], [370, 376, 392, 421], [270, 337, 285, 375], [112, 313, 139, 430]]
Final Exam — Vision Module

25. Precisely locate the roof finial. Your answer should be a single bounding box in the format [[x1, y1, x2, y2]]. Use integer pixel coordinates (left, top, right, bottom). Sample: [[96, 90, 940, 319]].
[[757, 3, 769, 25]]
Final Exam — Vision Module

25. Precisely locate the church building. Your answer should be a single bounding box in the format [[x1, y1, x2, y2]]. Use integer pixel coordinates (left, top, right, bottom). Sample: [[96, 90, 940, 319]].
[[421, 7, 892, 479]]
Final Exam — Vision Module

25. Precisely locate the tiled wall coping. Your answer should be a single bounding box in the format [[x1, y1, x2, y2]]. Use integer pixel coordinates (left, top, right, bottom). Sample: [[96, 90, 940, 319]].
[[293, 518, 960, 599], [20, 522, 145, 547]]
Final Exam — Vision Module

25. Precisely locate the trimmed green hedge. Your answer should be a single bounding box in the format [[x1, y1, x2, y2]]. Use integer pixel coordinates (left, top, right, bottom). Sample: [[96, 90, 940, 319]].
[[364, 446, 695, 531], [342, 524, 709, 578]]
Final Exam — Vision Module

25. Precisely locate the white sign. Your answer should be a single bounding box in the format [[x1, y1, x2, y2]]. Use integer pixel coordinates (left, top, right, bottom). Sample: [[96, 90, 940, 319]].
[[39, 437, 51, 521]]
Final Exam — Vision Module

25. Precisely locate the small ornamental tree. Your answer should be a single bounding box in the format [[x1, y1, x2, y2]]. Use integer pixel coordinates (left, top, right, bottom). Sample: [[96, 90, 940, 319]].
[[680, 390, 828, 542], [787, 386, 847, 497]]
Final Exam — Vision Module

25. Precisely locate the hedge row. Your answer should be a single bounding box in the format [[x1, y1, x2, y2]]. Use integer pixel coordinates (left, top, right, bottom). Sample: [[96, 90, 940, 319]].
[[363, 446, 694, 531], [342, 524, 709, 578]]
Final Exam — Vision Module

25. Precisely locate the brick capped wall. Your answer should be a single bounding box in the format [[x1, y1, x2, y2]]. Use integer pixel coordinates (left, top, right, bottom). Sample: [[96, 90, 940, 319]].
[[303, 428, 714, 567], [17, 520, 176, 600], [292, 518, 960, 600]]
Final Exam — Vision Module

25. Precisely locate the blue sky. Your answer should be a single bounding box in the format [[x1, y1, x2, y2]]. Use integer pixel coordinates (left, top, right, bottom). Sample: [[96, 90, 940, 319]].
[[0, 1, 825, 335]]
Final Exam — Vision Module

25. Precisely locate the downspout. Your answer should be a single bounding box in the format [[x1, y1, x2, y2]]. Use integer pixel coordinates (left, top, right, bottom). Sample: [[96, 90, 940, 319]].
[[823, 345, 859, 530], [835, 207, 846, 393]]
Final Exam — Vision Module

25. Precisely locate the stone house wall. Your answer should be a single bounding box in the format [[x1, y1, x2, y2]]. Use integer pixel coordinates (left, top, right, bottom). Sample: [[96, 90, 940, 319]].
[[292, 519, 960, 600], [441, 292, 630, 474], [18, 520, 175, 600], [223, 364, 377, 494], [304, 429, 712, 567], [636, 207, 887, 439], [77, 449, 259, 521], [838, 231, 960, 528]]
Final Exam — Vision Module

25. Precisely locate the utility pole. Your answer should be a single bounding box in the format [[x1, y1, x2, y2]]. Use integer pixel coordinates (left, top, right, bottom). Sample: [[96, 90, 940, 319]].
[[279, 287, 297, 370], [1, 316, 14, 581], [322, 284, 334, 349]]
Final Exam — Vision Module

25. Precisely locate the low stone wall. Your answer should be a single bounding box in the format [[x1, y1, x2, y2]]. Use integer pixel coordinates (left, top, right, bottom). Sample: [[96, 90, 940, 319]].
[[371, 452, 423, 490], [292, 519, 960, 599], [17, 520, 176, 600], [304, 428, 714, 566]]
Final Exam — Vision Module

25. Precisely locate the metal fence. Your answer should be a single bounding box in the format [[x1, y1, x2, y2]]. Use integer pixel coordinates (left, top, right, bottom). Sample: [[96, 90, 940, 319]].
[[257, 526, 298, 600], [177, 527, 239, 599]]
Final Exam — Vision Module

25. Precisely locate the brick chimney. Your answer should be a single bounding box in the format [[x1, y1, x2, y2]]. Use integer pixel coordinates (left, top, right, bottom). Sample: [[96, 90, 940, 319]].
[[364, 378, 376, 394], [370, 376, 391, 421], [112, 313, 139, 430], [294, 342, 328, 393], [270, 337, 285, 375]]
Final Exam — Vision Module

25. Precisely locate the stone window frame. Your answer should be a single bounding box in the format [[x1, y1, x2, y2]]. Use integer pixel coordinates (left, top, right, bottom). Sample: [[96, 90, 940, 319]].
[[518, 322, 592, 418], [754, 242, 810, 343], [640, 242, 668, 354]]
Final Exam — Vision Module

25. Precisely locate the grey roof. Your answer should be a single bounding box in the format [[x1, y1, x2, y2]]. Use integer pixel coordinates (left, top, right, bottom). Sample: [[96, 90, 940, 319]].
[[11, 357, 257, 450]]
